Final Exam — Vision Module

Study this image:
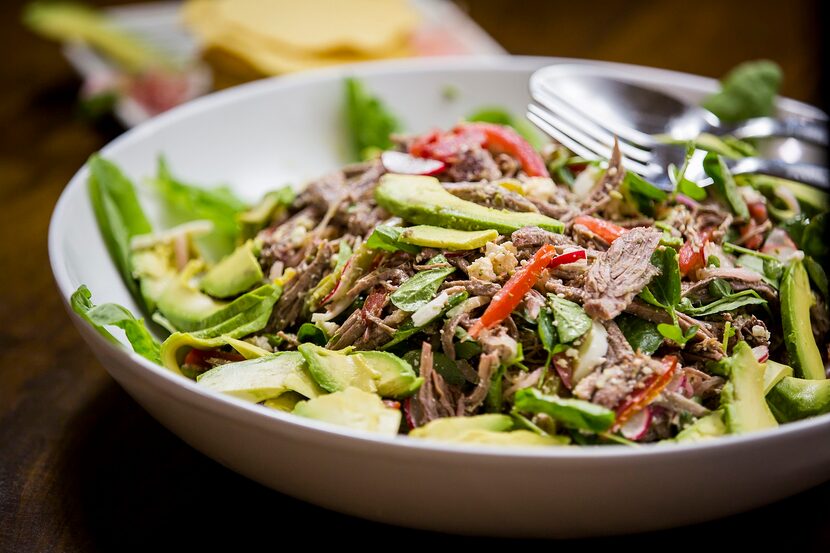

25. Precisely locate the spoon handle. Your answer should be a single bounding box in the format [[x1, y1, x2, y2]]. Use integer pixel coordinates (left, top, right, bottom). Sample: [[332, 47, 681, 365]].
[[725, 116, 828, 146], [727, 158, 828, 190]]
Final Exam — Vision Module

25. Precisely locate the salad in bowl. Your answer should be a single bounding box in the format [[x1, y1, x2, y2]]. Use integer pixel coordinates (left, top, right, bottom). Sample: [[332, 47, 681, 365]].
[[71, 64, 829, 448]]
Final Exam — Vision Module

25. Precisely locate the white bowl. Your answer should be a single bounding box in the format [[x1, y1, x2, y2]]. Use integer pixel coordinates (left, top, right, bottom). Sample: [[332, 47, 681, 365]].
[[49, 56, 830, 538]]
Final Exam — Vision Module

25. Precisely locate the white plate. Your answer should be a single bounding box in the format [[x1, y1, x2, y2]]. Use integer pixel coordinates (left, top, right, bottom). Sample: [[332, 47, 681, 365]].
[[49, 56, 830, 538]]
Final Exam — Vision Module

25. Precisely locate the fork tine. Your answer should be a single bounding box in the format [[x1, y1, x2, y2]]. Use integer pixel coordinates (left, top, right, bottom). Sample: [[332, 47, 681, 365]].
[[530, 76, 659, 149], [527, 104, 658, 178], [531, 87, 653, 164]]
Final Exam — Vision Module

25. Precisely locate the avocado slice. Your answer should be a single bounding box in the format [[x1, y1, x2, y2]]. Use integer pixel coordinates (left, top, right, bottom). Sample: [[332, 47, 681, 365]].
[[196, 352, 323, 403], [238, 187, 294, 240], [781, 259, 825, 380], [409, 414, 514, 439], [674, 411, 726, 442], [293, 387, 402, 436], [720, 341, 779, 434], [264, 391, 306, 412], [398, 225, 498, 250], [375, 174, 564, 234], [297, 344, 422, 399], [298, 344, 378, 393], [160, 331, 270, 375], [763, 360, 794, 395], [765, 377, 830, 422], [200, 241, 264, 298], [355, 351, 422, 399]]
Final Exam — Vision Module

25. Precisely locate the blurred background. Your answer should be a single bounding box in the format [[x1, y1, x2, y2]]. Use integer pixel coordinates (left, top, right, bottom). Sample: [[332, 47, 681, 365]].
[[0, 0, 826, 550]]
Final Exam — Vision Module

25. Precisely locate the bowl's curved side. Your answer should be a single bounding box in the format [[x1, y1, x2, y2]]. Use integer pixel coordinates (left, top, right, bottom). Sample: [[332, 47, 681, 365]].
[[50, 56, 830, 537], [75, 312, 830, 538]]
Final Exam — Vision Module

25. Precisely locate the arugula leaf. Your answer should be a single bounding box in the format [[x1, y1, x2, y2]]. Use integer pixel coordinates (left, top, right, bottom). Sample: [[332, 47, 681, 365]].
[[547, 294, 592, 343], [344, 77, 400, 161], [151, 157, 247, 262], [615, 314, 663, 356], [514, 388, 615, 433], [702, 60, 782, 122], [297, 323, 327, 346], [403, 350, 467, 387], [660, 134, 756, 159], [782, 213, 828, 267], [722, 320, 736, 352], [678, 289, 767, 317], [390, 255, 455, 312], [88, 155, 153, 305], [366, 225, 420, 254], [466, 106, 545, 150], [646, 247, 681, 312], [703, 152, 749, 219], [71, 285, 161, 363], [657, 323, 698, 347]]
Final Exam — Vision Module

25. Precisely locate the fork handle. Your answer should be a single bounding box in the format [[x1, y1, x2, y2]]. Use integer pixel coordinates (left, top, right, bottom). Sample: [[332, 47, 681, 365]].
[[724, 116, 828, 146], [727, 158, 828, 190]]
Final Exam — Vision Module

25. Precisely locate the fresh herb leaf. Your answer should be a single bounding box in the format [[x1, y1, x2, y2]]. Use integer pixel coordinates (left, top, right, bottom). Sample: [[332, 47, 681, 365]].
[[645, 247, 681, 313], [702, 60, 782, 122], [514, 388, 615, 433], [657, 323, 698, 347], [624, 172, 668, 201], [88, 155, 153, 306], [708, 278, 733, 299], [782, 213, 828, 267], [616, 314, 663, 355], [390, 255, 455, 312], [344, 77, 400, 161], [297, 323, 327, 346], [678, 289, 767, 317], [803, 256, 829, 298], [71, 285, 161, 363], [466, 107, 545, 150], [366, 225, 420, 254], [151, 157, 247, 262], [455, 340, 482, 360], [547, 294, 592, 343], [703, 152, 749, 219]]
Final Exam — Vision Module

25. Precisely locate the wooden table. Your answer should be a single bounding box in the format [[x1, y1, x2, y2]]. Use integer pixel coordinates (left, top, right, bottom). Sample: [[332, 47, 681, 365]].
[[1, 0, 827, 549]]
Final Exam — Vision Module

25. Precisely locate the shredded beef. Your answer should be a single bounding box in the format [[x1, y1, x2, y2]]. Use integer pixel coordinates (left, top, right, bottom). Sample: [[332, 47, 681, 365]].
[[442, 146, 501, 182], [269, 241, 334, 331], [583, 227, 662, 320], [443, 182, 538, 212]]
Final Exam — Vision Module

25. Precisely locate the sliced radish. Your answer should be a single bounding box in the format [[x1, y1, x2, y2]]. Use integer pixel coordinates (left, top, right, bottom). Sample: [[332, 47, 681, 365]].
[[752, 345, 770, 363], [381, 151, 446, 175], [619, 407, 652, 441]]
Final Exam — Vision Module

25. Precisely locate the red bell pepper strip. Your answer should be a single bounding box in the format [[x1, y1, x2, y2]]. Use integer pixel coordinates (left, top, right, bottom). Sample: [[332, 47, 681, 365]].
[[469, 246, 585, 338], [409, 123, 549, 177], [464, 123, 550, 177], [678, 239, 705, 276], [572, 215, 628, 244], [613, 355, 678, 431]]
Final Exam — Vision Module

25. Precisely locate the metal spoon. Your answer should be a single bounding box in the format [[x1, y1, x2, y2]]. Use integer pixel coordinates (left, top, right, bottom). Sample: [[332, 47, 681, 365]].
[[530, 63, 828, 151]]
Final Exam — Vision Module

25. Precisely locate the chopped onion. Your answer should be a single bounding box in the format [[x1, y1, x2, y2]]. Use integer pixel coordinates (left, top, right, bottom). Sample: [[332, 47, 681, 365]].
[[572, 321, 608, 383], [411, 291, 450, 327], [381, 151, 446, 175]]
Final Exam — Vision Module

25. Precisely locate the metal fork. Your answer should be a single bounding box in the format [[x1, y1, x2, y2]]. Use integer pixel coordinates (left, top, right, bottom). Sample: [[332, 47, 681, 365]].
[[527, 85, 829, 190]]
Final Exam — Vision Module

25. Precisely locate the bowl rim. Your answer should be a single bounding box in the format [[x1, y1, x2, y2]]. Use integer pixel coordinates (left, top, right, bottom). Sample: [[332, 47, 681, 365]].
[[49, 54, 830, 461]]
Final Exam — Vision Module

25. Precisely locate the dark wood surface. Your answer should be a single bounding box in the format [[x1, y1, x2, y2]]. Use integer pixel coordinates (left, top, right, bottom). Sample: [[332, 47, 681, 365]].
[[1, 0, 827, 550]]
